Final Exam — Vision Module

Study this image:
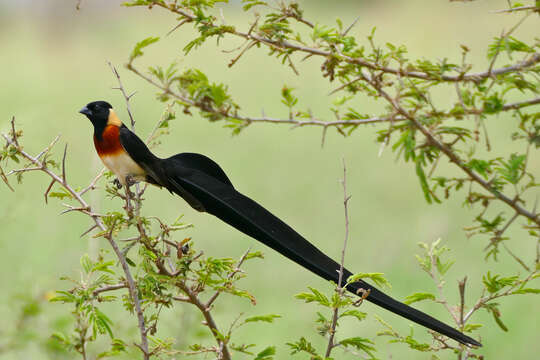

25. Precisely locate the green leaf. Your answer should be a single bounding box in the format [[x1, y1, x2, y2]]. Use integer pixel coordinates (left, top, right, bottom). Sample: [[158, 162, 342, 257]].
[[129, 37, 160, 62], [482, 272, 518, 293], [339, 337, 376, 357], [242, 0, 266, 11], [496, 153, 526, 184], [91, 260, 115, 274], [491, 310, 508, 332], [511, 288, 540, 295], [482, 303, 508, 332], [254, 346, 275, 360], [286, 337, 321, 358], [483, 93, 504, 114], [49, 188, 73, 200], [281, 86, 298, 109], [466, 159, 492, 179], [245, 314, 281, 323], [49, 291, 76, 303], [339, 309, 367, 321], [463, 323, 483, 332], [416, 157, 433, 204], [435, 256, 454, 276], [245, 251, 264, 260], [80, 254, 93, 274], [488, 36, 534, 60], [92, 308, 114, 338], [295, 287, 330, 307], [403, 292, 436, 305], [347, 272, 390, 288], [125, 257, 136, 267]]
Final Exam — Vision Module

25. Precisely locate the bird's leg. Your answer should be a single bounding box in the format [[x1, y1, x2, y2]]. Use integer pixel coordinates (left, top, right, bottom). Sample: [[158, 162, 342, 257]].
[[124, 186, 132, 214], [124, 175, 137, 214]]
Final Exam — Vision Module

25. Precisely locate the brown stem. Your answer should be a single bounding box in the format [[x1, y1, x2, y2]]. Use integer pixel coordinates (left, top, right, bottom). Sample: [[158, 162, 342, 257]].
[[325, 159, 352, 358], [176, 281, 232, 360]]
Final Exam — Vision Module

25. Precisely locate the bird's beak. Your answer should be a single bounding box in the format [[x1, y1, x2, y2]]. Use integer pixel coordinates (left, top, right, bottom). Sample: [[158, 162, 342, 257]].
[[79, 106, 92, 117]]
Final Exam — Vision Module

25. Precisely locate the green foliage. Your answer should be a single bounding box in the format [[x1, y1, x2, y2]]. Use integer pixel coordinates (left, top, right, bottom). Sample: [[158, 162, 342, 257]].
[[129, 36, 159, 63], [286, 337, 322, 359], [295, 287, 331, 307], [403, 292, 436, 305], [253, 346, 276, 360], [376, 317, 433, 352], [244, 314, 282, 324], [488, 36, 535, 60], [415, 239, 454, 275], [347, 272, 390, 288], [482, 271, 519, 293], [339, 337, 376, 358], [339, 309, 367, 322]]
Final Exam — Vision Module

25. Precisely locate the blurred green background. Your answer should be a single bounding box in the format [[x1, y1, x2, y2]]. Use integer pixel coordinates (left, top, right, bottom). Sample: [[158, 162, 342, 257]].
[[0, 0, 538, 359]]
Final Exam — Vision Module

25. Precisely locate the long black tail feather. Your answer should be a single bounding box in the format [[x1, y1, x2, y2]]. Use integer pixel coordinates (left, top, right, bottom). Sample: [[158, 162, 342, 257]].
[[157, 155, 481, 347]]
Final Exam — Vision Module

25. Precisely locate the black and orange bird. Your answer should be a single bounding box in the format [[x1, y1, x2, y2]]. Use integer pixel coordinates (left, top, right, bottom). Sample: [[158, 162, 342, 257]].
[[80, 100, 481, 347]]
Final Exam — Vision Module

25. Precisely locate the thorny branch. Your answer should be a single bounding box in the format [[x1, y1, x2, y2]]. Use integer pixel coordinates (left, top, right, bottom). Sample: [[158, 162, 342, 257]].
[[1, 117, 150, 359]]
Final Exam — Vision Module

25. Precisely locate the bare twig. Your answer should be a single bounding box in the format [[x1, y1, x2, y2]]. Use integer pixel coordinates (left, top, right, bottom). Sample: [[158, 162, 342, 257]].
[[108, 61, 136, 129], [10, 116, 19, 147], [35, 135, 61, 160], [491, 5, 539, 13], [502, 242, 531, 272], [62, 144, 68, 183], [325, 159, 352, 358], [93, 283, 127, 296], [166, 17, 191, 36], [0, 163, 14, 192], [80, 168, 107, 196], [341, 15, 361, 36], [80, 224, 98, 238], [458, 277, 467, 328]]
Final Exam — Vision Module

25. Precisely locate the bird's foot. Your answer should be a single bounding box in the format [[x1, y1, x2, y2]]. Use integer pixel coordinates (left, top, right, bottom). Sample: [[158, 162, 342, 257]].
[[125, 175, 137, 187], [112, 178, 122, 189]]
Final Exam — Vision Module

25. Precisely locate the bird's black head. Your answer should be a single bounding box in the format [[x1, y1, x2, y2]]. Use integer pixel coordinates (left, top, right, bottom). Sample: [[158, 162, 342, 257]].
[[79, 101, 113, 126]]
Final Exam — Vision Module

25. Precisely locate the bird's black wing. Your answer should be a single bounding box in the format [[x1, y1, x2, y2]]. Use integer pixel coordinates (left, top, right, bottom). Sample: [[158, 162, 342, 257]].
[[157, 153, 481, 347], [118, 125, 162, 183]]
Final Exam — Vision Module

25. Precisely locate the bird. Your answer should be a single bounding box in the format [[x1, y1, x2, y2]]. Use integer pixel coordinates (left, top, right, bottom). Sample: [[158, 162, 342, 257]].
[[80, 100, 481, 347]]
